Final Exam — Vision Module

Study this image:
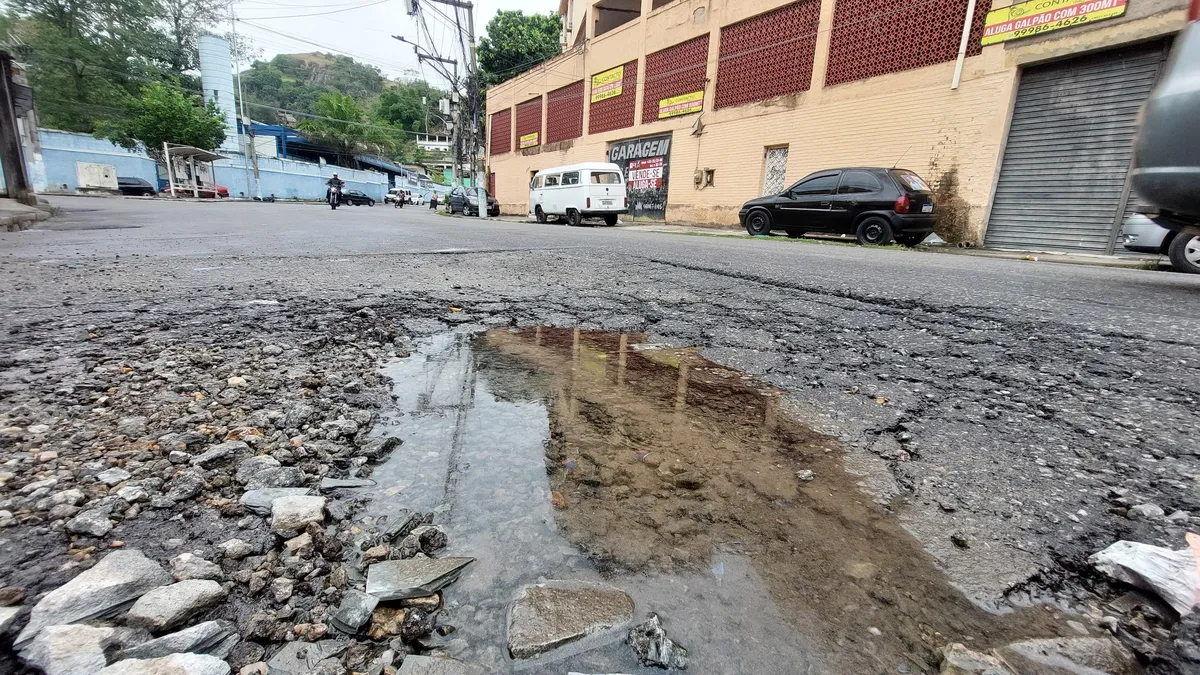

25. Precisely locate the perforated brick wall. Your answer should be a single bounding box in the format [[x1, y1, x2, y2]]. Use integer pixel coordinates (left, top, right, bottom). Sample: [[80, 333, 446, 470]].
[[546, 80, 585, 143], [589, 59, 639, 135], [715, 1, 820, 109], [515, 97, 543, 148], [642, 35, 710, 124], [489, 108, 512, 156], [825, 0, 988, 86]]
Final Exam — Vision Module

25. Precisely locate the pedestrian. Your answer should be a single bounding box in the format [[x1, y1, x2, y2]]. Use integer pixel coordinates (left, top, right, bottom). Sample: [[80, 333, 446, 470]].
[[430, 193, 438, 210]]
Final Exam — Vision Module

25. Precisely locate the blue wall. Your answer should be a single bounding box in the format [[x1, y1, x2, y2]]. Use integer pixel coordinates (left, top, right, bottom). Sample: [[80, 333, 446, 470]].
[[27, 129, 388, 201], [212, 157, 387, 201], [32, 129, 160, 192]]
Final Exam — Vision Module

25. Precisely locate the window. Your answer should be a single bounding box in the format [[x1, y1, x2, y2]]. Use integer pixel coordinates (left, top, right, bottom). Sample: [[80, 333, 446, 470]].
[[532, 176, 543, 189], [838, 171, 882, 194], [561, 171, 580, 185], [591, 172, 622, 184], [892, 170, 932, 192], [789, 173, 839, 196], [545, 175, 560, 187]]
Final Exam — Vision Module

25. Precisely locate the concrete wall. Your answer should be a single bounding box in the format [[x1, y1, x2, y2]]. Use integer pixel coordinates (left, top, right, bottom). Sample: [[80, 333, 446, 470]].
[[496, 0, 1189, 239], [28, 128, 388, 201], [31, 129, 160, 193], [212, 157, 388, 201]]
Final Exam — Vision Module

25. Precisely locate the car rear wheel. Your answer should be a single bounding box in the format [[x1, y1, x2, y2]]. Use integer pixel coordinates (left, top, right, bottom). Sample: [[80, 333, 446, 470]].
[[566, 209, 582, 227], [604, 214, 618, 226], [1168, 233, 1200, 274], [535, 206, 547, 223], [745, 209, 772, 236], [856, 217, 893, 246]]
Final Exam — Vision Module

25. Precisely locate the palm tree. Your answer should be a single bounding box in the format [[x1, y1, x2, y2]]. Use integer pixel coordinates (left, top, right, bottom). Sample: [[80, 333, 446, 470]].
[[298, 92, 396, 165]]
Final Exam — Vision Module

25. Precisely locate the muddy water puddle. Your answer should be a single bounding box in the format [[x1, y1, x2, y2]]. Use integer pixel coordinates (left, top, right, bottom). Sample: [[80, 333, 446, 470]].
[[355, 328, 1073, 674]]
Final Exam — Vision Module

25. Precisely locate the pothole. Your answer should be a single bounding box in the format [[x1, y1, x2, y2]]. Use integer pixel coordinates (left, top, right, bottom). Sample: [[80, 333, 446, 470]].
[[345, 327, 1081, 673]]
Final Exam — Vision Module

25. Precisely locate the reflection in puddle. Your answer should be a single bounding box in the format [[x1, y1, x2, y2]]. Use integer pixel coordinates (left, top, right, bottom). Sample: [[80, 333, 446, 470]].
[[367, 328, 1070, 674]]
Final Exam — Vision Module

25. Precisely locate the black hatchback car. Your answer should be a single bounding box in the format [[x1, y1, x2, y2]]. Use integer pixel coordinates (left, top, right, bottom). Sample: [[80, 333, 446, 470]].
[[117, 176, 157, 196], [739, 167, 936, 246], [446, 187, 500, 217], [341, 189, 375, 206]]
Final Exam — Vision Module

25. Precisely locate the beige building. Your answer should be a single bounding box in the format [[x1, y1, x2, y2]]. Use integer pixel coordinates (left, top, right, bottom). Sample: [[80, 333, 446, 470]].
[[485, 0, 1188, 251]]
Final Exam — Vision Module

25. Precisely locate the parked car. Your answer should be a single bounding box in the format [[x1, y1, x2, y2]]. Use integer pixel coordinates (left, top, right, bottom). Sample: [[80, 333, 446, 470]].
[[446, 187, 500, 217], [341, 189, 375, 206], [1130, 0, 1200, 236], [739, 167, 936, 246], [117, 176, 157, 197], [1121, 214, 1200, 273], [529, 162, 627, 226]]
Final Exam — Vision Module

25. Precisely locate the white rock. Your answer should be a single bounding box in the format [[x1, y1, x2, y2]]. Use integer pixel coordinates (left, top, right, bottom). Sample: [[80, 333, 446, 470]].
[[97, 653, 231, 675], [117, 486, 149, 503], [27, 424, 50, 434], [217, 539, 253, 560], [169, 553, 223, 581], [20, 624, 114, 675], [270, 495, 326, 531], [16, 550, 170, 648], [1090, 540, 1200, 615], [126, 580, 226, 631], [96, 468, 132, 486]]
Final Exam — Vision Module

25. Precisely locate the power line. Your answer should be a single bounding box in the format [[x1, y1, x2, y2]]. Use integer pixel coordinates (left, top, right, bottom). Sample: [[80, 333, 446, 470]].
[[238, 0, 390, 20]]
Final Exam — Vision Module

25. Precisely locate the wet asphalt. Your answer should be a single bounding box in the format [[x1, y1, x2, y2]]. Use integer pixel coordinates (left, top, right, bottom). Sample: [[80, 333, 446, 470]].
[[3, 196, 1199, 629]]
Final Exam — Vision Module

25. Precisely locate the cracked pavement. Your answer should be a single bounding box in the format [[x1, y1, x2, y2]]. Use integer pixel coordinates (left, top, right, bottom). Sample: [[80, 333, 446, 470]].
[[1, 196, 1199, 672]]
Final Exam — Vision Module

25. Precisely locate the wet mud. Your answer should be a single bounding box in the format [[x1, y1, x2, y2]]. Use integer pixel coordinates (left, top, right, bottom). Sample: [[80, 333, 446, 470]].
[[366, 328, 1082, 674]]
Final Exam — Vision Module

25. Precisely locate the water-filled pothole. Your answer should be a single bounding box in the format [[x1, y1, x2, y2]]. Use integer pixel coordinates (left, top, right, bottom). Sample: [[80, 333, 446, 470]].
[[359, 328, 1074, 673]]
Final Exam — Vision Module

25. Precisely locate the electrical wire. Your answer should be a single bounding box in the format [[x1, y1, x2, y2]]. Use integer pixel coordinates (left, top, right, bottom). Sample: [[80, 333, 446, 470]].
[[237, 0, 390, 21]]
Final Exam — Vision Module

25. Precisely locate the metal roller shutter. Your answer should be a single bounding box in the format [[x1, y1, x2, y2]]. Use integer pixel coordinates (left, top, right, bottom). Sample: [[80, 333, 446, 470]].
[[985, 42, 1169, 253]]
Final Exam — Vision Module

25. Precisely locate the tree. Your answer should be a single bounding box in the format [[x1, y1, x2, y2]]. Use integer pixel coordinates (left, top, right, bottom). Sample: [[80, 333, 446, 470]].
[[96, 81, 225, 159], [159, 0, 233, 75], [375, 81, 446, 132], [7, 0, 170, 131], [297, 91, 395, 165], [478, 11, 561, 86]]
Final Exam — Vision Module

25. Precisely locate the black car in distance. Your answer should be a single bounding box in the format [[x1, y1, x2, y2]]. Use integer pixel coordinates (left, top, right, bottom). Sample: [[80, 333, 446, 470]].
[[446, 186, 501, 217], [739, 167, 937, 246], [340, 189, 375, 206], [117, 177, 157, 197]]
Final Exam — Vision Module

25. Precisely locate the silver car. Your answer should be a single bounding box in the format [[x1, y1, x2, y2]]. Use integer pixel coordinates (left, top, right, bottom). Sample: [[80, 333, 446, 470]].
[[1122, 214, 1200, 273]]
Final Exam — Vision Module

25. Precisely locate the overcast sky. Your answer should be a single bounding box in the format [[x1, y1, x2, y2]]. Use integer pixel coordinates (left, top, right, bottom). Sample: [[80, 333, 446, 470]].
[[232, 0, 559, 87]]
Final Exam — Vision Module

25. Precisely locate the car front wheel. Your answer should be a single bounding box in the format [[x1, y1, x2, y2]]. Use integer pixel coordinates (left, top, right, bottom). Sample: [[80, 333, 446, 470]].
[[745, 209, 772, 236], [856, 217, 893, 246], [535, 206, 547, 223], [1168, 233, 1200, 274]]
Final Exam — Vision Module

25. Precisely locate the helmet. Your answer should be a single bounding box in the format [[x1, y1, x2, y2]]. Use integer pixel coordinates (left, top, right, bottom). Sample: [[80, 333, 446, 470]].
[[332, 172, 339, 177]]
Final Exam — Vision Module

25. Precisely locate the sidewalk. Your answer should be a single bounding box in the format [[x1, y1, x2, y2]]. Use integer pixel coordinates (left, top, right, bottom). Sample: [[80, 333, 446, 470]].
[[493, 214, 1167, 270], [0, 198, 56, 231]]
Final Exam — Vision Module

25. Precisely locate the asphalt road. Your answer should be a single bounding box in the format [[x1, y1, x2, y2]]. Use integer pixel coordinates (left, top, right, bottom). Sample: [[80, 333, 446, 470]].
[[1, 196, 1198, 671]]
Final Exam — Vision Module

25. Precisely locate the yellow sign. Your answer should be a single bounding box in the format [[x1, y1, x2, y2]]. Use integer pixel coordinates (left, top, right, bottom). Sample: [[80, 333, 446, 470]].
[[657, 91, 704, 119], [591, 65, 624, 103], [519, 132, 539, 149], [982, 0, 1126, 45]]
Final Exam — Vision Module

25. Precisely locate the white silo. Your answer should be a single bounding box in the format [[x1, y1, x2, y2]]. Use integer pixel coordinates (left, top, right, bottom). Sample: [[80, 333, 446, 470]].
[[197, 35, 241, 154]]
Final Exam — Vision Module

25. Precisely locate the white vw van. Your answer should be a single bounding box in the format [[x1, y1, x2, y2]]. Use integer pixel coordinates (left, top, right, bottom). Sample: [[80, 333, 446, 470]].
[[529, 162, 628, 226]]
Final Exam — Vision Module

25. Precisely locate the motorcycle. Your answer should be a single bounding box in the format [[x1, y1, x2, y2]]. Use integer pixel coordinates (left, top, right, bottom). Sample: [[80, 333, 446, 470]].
[[327, 186, 341, 210]]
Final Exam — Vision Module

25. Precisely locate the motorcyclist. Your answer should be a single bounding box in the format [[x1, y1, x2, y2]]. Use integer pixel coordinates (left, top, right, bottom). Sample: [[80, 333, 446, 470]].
[[325, 173, 344, 204]]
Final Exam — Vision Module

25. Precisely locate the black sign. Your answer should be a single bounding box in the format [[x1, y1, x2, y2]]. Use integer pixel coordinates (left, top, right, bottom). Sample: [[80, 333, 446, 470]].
[[607, 133, 672, 222]]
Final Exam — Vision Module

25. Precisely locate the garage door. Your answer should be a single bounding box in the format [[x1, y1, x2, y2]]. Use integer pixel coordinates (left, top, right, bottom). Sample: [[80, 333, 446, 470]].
[[985, 41, 1170, 253]]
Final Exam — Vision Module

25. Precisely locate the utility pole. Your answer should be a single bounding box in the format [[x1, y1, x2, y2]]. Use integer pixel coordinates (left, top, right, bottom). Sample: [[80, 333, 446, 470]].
[[231, 14, 262, 200], [403, 0, 487, 218], [464, 7, 485, 219], [0, 52, 34, 205]]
